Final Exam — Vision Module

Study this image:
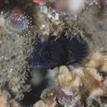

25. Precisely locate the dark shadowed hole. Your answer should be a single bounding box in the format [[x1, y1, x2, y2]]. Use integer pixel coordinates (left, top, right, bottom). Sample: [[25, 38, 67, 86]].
[[21, 70, 48, 106]]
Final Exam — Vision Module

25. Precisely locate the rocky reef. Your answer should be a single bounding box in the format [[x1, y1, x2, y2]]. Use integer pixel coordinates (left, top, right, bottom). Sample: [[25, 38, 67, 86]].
[[0, 0, 107, 107]]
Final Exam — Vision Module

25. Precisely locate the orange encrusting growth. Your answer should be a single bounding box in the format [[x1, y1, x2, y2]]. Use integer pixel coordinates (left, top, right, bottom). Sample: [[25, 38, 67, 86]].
[[33, 0, 45, 5]]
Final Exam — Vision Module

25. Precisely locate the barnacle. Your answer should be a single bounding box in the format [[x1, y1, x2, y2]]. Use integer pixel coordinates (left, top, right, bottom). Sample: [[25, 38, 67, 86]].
[[4, 8, 32, 34]]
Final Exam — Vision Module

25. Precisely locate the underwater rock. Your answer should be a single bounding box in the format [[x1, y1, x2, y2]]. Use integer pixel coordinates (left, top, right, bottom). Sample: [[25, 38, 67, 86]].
[[35, 85, 82, 107]]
